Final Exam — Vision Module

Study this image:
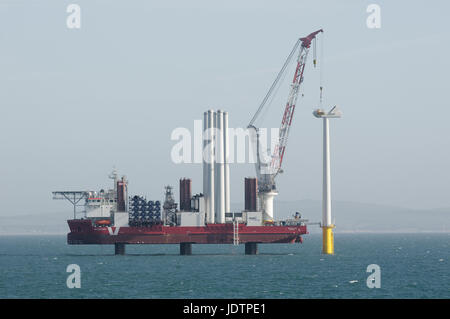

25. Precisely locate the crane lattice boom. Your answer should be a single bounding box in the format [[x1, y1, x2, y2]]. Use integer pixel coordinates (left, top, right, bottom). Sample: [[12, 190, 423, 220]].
[[249, 29, 323, 194]]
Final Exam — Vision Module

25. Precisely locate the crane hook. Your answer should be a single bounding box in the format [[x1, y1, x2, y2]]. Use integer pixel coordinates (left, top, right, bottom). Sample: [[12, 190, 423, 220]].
[[313, 37, 317, 68]]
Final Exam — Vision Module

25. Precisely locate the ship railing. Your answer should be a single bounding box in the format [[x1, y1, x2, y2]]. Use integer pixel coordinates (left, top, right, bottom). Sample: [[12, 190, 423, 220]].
[[52, 191, 89, 219]]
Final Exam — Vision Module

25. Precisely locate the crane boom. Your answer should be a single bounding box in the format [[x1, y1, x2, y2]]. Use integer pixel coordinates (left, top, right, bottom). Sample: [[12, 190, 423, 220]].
[[248, 29, 323, 221], [271, 29, 323, 175]]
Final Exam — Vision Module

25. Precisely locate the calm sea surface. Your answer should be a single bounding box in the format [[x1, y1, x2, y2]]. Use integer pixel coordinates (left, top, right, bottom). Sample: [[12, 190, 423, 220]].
[[0, 233, 448, 298]]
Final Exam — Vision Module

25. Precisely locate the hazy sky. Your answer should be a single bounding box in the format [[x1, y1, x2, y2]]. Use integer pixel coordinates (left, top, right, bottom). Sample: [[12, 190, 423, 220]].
[[0, 0, 449, 218]]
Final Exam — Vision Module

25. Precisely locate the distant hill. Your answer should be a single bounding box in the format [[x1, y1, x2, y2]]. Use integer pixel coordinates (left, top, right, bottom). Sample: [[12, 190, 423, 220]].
[[0, 200, 448, 235], [232, 200, 449, 233], [0, 211, 69, 235]]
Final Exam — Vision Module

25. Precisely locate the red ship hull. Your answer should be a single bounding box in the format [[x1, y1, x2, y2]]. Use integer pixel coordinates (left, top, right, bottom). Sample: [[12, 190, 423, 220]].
[[67, 219, 308, 245]]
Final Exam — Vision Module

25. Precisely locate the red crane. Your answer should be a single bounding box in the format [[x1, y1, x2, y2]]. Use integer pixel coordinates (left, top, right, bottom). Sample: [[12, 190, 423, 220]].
[[248, 29, 323, 221]]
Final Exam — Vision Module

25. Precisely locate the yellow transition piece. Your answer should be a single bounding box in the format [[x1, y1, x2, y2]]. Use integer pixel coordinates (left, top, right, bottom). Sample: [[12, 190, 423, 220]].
[[322, 225, 335, 255]]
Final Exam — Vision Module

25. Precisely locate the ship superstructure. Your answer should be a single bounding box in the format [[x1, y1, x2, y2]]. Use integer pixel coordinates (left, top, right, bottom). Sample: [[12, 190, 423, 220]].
[[59, 168, 308, 255]]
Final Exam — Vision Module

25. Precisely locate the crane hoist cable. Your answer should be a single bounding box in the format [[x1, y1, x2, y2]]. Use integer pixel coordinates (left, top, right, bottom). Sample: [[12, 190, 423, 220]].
[[257, 59, 292, 126], [248, 38, 301, 127], [313, 37, 317, 67], [319, 32, 324, 107], [313, 33, 324, 107]]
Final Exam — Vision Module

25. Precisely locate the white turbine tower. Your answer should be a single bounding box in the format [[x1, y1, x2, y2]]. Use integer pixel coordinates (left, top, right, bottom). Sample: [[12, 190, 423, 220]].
[[313, 105, 342, 254]]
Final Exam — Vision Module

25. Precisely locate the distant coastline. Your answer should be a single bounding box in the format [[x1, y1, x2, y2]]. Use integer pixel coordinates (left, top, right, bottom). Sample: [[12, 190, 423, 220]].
[[1, 199, 448, 236]]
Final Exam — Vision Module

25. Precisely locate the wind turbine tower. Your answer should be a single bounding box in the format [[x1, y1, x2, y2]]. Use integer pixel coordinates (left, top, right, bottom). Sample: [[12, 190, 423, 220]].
[[313, 106, 342, 254]]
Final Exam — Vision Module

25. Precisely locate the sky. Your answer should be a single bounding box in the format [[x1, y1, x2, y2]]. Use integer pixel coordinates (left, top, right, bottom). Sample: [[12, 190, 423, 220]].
[[0, 0, 449, 219]]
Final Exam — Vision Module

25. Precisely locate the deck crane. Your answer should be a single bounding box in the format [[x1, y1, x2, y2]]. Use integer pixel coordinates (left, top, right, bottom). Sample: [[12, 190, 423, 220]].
[[248, 29, 323, 222]]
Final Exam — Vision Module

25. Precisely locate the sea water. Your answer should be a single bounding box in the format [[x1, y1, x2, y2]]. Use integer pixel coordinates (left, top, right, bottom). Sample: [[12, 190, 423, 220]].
[[0, 233, 448, 298]]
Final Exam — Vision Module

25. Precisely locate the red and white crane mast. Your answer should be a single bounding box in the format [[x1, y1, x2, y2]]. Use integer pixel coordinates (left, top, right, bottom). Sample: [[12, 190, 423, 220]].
[[248, 29, 323, 222]]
